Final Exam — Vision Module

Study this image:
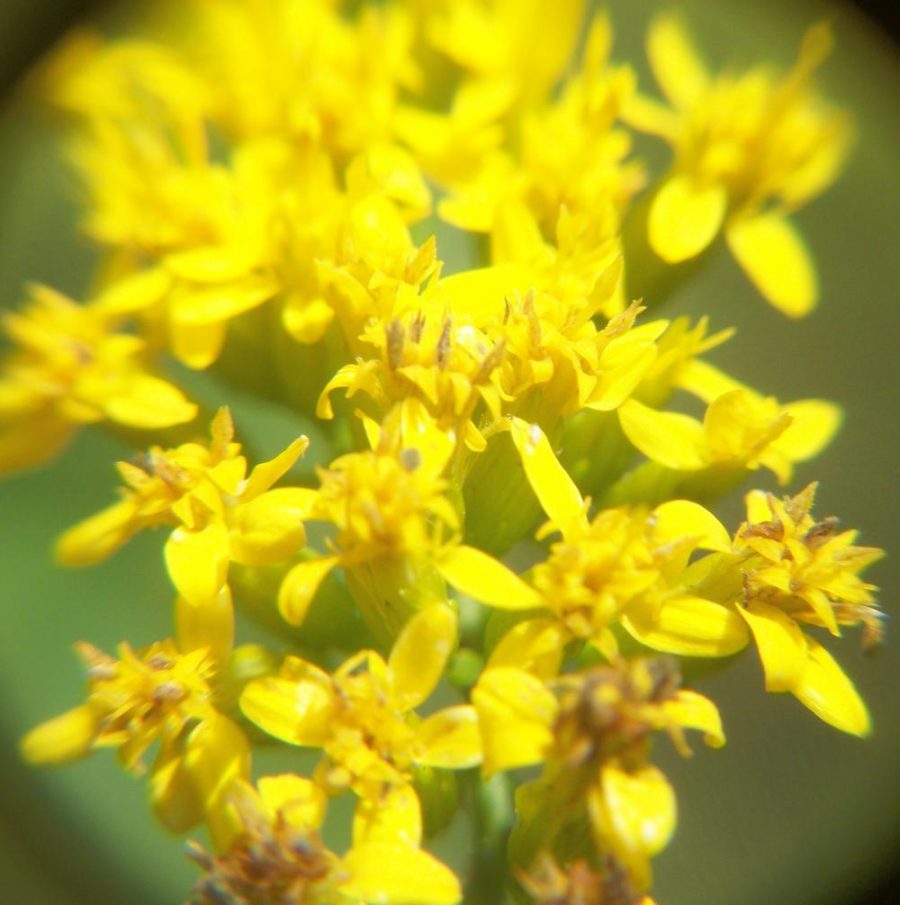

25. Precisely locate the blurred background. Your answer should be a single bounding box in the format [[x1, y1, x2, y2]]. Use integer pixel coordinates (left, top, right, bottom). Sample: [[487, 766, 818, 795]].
[[0, 1, 897, 902]]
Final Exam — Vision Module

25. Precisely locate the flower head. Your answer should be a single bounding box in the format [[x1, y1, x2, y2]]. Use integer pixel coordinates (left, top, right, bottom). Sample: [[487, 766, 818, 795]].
[[631, 16, 851, 315], [0, 285, 196, 475]]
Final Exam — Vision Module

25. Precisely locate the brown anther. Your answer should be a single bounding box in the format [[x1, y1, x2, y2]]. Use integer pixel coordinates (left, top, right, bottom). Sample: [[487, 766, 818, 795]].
[[436, 318, 452, 369], [152, 681, 185, 706], [805, 516, 840, 549], [744, 519, 784, 542], [147, 654, 175, 671], [409, 311, 426, 344], [473, 337, 506, 384], [386, 320, 405, 370], [399, 447, 421, 472]]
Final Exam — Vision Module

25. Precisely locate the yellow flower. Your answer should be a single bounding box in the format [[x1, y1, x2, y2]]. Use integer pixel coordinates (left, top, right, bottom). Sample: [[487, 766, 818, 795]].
[[731, 484, 881, 735], [188, 776, 461, 904], [490, 418, 748, 662], [278, 407, 536, 638], [57, 408, 312, 614], [0, 285, 196, 476], [473, 658, 723, 889], [629, 16, 851, 315], [617, 375, 841, 486], [241, 604, 481, 801], [21, 639, 249, 842]]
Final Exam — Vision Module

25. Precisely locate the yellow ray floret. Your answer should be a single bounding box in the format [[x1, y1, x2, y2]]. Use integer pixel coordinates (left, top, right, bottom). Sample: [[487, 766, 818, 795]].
[[57, 408, 311, 610], [0, 285, 196, 475], [631, 16, 851, 315], [21, 639, 248, 842], [241, 604, 481, 800]]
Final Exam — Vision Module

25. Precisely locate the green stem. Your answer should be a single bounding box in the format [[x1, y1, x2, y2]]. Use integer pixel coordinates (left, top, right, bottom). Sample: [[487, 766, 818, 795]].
[[466, 772, 514, 905]]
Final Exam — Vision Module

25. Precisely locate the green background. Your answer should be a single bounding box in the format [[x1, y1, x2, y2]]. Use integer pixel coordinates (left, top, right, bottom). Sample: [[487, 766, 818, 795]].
[[0, 1, 897, 902]]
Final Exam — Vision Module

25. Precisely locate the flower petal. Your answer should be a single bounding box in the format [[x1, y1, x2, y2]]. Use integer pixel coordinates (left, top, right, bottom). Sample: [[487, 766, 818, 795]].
[[622, 595, 749, 658], [648, 175, 726, 263], [165, 522, 230, 605], [472, 667, 556, 776], [437, 546, 541, 610], [257, 774, 327, 830], [388, 604, 457, 711], [663, 690, 725, 748], [726, 213, 817, 317], [230, 488, 309, 565], [175, 586, 234, 663], [618, 399, 707, 470], [240, 667, 335, 747], [590, 762, 676, 887], [20, 704, 100, 765], [486, 617, 565, 679], [739, 602, 808, 692], [277, 556, 338, 625], [353, 783, 422, 849], [341, 842, 461, 905], [242, 438, 310, 500], [506, 418, 587, 538], [653, 500, 730, 552], [416, 705, 482, 769], [647, 13, 710, 109], [794, 637, 871, 736]]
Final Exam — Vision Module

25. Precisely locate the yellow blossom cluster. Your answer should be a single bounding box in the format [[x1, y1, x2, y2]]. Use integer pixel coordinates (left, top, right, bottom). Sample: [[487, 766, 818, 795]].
[[8, 2, 882, 903]]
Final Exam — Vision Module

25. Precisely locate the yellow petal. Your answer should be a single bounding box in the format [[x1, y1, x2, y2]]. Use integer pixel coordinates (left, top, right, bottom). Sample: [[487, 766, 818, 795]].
[[739, 603, 808, 692], [258, 774, 327, 830], [169, 317, 228, 370], [353, 783, 422, 849], [277, 556, 338, 626], [416, 705, 482, 769], [229, 489, 309, 566], [283, 296, 337, 344], [55, 499, 139, 566], [506, 418, 587, 538], [591, 763, 676, 884], [486, 617, 565, 679], [388, 604, 457, 711], [437, 546, 541, 610], [653, 500, 730, 552], [726, 213, 817, 317], [648, 176, 726, 263], [647, 13, 710, 109], [773, 400, 842, 461], [242, 437, 310, 500], [182, 715, 251, 851], [164, 522, 230, 606], [150, 740, 203, 834], [663, 690, 725, 748], [794, 637, 871, 737], [472, 667, 556, 776], [618, 399, 707, 470], [240, 671, 335, 747], [103, 373, 198, 429], [175, 586, 234, 664], [622, 595, 749, 658], [341, 842, 461, 905], [20, 704, 100, 765]]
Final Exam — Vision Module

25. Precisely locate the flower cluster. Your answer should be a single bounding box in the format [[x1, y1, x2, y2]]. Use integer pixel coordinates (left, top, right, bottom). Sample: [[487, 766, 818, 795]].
[[11, 2, 882, 903]]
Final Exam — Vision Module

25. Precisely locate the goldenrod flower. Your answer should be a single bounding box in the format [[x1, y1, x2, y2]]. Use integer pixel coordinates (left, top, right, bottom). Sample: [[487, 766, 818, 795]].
[[10, 3, 885, 901], [494, 418, 748, 661], [731, 484, 881, 735], [629, 16, 850, 315], [188, 776, 461, 904], [241, 604, 481, 801], [279, 408, 536, 638], [474, 658, 723, 889], [0, 285, 196, 475], [21, 639, 249, 843], [57, 408, 311, 611], [618, 376, 841, 486]]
